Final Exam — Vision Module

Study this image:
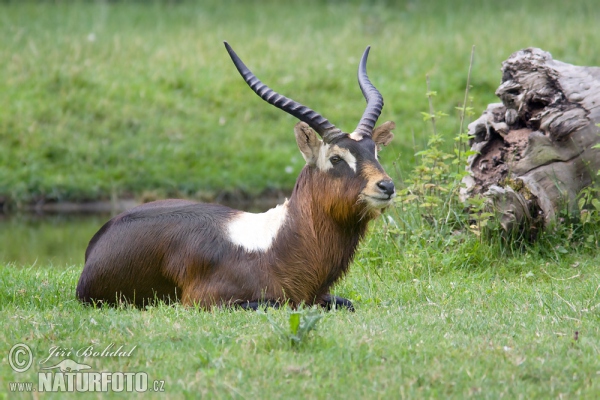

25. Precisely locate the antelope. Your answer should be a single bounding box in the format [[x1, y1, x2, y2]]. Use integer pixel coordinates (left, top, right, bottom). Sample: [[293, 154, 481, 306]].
[[76, 42, 396, 311]]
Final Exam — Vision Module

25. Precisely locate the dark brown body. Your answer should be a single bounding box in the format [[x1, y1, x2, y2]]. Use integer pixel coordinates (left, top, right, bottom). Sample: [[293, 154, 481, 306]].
[[77, 162, 374, 308]]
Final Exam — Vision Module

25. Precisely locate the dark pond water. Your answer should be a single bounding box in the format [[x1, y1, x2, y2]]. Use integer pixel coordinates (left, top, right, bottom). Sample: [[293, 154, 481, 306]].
[[0, 199, 279, 267], [0, 213, 111, 267]]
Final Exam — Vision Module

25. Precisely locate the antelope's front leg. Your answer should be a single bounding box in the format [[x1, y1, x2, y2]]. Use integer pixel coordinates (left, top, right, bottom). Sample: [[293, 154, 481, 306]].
[[319, 294, 355, 312]]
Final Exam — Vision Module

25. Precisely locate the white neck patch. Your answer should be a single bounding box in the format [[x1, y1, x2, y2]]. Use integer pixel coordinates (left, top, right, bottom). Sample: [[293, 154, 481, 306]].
[[226, 201, 289, 252]]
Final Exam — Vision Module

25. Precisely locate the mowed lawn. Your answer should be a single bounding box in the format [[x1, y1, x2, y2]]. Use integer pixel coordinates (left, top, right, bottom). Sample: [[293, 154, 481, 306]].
[[1, 229, 599, 398], [2, 0, 600, 398]]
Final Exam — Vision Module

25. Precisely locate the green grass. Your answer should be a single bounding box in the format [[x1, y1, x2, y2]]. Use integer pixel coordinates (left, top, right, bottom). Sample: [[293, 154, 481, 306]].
[[2, 0, 600, 205], [1, 224, 599, 398], [2, 1, 600, 398]]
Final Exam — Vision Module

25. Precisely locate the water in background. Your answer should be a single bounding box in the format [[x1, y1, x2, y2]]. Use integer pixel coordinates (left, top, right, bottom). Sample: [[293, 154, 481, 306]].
[[0, 199, 278, 267], [0, 214, 109, 267]]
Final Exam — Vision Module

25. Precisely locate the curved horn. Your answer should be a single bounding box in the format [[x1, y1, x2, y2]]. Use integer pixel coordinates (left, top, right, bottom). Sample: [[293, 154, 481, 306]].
[[224, 42, 345, 143], [354, 46, 384, 138]]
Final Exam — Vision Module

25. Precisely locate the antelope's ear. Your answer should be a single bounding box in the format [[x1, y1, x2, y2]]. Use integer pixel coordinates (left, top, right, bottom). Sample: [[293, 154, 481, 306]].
[[372, 121, 395, 151], [294, 122, 322, 165]]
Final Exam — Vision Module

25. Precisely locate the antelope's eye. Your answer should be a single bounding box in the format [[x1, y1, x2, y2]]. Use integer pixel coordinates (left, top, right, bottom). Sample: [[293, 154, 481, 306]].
[[330, 155, 342, 165]]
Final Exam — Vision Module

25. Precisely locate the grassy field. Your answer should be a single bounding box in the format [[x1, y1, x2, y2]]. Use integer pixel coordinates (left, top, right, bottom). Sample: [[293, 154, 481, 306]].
[[1, 0, 600, 205], [1, 223, 599, 398], [2, 0, 600, 398]]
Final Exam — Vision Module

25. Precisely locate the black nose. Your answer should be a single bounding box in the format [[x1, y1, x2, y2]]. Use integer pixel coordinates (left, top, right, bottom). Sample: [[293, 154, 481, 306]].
[[376, 180, 395, 197]]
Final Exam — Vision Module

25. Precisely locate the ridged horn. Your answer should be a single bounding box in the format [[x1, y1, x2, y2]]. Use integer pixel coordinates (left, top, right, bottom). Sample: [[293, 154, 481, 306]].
[[354, 46, 384, 138], [224, 42, 345, 143]]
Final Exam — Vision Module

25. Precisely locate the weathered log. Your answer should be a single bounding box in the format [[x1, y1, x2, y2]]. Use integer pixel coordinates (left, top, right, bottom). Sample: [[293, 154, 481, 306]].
[[461, 48, 600, 232]]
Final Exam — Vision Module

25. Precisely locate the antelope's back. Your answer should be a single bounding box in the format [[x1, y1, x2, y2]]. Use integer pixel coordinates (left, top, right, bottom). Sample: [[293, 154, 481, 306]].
[[77, 200, 235, 305]]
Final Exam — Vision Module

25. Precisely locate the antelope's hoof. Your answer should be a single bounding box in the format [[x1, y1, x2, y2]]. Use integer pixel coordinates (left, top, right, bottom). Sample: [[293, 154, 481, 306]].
[[320, 294, 355, 312]]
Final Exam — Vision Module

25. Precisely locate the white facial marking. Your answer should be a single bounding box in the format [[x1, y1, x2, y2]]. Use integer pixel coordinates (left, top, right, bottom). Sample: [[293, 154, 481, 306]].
[[227, 201, 289, 252], [316, 143, 332, 170], [341, 149, 357, 172], [316, 144, 357, 172]]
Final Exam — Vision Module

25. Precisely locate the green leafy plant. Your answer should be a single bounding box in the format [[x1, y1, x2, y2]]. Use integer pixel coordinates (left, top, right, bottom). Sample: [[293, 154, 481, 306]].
[[391, 48, 482, 247], [263, 307, 324, 347]]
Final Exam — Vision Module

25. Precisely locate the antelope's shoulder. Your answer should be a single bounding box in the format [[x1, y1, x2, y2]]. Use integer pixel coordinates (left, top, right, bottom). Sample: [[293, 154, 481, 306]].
[[226, 200, 290, 252]]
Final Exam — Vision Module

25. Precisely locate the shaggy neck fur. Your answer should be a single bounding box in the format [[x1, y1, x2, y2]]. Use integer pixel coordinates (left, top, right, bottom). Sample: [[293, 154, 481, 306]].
[[266, 166, 373, 305]]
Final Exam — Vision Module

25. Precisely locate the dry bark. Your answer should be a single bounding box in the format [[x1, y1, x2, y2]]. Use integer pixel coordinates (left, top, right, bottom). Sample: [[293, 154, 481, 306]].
[[461, 48, 600, 232]]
